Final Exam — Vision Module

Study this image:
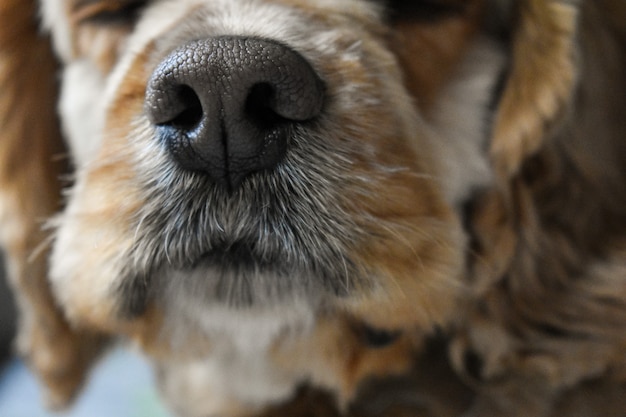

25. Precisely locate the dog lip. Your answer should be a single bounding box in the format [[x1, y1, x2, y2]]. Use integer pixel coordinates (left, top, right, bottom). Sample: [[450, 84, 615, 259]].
[[192, 241, 277, 271], [181, 240, 354, 300]]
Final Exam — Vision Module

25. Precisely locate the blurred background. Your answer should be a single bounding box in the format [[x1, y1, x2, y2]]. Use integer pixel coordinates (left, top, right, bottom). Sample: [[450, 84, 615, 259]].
[[0, 254, 16, 366], [0, 255, 171, 417]]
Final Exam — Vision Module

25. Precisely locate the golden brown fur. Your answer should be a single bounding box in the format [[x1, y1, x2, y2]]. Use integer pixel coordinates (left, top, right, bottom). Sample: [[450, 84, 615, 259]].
[[450, 1, 626, 415], [0, 0, 105, 407], [490, 0, 580, 178], [1, 1, 468, 414], [0, 0, 625, 416]]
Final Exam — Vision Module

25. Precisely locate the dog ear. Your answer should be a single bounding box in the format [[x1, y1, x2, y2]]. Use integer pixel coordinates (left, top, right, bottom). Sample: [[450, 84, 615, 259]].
[[490, 0, 581, 178], [0, 0, 108, 408]]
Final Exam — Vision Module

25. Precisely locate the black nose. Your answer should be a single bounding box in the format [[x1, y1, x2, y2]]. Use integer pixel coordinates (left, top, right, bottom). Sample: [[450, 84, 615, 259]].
[[145, 36, 325, 190]]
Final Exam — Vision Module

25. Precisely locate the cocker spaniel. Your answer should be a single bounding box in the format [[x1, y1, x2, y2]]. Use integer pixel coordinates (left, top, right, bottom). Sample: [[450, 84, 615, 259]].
[[0, 0, 624, 416]]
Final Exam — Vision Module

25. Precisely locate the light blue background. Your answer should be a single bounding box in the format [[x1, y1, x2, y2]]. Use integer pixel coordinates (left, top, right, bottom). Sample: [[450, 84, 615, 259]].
[[0, 348, 171, 417]]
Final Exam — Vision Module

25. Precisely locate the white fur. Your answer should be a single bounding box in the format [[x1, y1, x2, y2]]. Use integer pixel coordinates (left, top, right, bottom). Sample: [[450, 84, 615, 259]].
[[159, 266, 317, 414], [58, 61, 107, 165], [428, 38, 506, 205], [41, 0, 108, 165], [39, 0, 73, 61]]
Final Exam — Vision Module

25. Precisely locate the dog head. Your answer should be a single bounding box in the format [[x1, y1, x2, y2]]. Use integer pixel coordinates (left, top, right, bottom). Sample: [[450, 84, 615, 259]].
[[44, 0, 481, 327], [0, 0, 582, 415], [45, 2, 474, 412]]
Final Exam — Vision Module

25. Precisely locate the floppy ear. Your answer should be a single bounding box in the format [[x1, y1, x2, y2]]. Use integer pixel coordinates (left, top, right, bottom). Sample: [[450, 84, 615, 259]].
[[0, 0, 107, 408], [490, 0, 581, 178]]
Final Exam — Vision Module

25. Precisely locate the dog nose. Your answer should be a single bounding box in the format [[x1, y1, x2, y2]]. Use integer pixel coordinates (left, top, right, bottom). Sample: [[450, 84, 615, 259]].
[[145, 36, 325, 189]]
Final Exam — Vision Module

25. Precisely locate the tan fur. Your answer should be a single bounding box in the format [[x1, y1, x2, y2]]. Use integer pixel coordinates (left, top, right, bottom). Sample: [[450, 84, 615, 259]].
[[11, 1, 470, 414], [450, 1, 626, 415], [0, 0, 105, 407], [490, 0, 580, 178], [272, 314, 419, 408], [391, 0, 486, 111], [2, 0, 626, 416]]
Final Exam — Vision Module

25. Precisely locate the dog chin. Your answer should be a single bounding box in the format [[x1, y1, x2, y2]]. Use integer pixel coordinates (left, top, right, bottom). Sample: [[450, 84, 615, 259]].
[[154, 241, 334, 310]]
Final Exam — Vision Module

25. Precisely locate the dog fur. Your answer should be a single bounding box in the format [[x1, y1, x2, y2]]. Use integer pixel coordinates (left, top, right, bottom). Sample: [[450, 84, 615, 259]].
[[0, 1, 625, 416], [450, 1, 626, 415]]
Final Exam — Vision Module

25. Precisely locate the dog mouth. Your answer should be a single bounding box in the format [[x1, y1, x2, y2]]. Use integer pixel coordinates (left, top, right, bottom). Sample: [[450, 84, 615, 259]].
[[120, 189, 362, 316], [140, 236, 358, 313], [190, 239, 292, 275], [199, 235, 356, 288], [121, 119, 371, 312], [195, 241, 266, 269]]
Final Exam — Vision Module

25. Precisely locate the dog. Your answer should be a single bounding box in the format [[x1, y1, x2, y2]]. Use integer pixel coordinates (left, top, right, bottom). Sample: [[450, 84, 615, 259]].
[[0, 0, 625, 416], [449, 1, 626, 415]]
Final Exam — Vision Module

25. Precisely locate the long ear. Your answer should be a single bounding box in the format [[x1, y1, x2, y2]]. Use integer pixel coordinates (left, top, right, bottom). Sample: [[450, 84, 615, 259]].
[[490, 0, 581, 178], [0, 0, 107, 409]]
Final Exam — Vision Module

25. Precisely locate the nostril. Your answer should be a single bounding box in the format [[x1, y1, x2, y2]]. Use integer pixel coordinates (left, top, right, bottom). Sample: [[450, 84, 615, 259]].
[[245, 83, 285, 129], [162, 85, 204, 131]]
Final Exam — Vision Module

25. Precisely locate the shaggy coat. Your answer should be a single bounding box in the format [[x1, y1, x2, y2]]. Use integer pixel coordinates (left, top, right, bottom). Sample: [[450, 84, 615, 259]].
[[0, 1, 624, 416]]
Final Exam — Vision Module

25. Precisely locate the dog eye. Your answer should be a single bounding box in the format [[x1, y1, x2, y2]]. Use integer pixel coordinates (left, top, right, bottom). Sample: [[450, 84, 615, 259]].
[[385, 0, 465, 21], [72, 0, 148, 26], [361, 325, 401, 348]]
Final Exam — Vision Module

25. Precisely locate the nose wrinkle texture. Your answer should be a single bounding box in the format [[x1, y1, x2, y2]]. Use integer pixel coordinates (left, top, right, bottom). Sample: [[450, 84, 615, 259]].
[[145, 36, 326, 188]]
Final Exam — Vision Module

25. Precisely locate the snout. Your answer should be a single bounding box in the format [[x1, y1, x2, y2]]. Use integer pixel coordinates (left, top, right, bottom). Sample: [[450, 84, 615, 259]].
[[144, 36, 326, 190]]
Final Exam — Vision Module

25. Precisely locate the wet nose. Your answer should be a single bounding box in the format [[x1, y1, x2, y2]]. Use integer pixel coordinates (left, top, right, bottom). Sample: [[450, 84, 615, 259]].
[[145, 36, 325, 190]]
